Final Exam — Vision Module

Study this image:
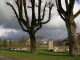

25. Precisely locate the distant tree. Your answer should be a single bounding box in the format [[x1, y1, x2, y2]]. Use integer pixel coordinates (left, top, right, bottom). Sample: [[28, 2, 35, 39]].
[[12, 40, 18, 46], [8, 39, 13, 46], [7, 0, 53, 53], [9, 39, 12, 45], [36, 35, 44, 47], [56, 0, 80, 56], [2, 39, 7, 48], [18, 36, 28, 45]]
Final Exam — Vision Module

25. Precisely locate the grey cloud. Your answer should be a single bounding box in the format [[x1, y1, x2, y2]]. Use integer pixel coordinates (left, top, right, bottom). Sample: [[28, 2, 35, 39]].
[[1, 29, 29, 40], [0, 28, 68, 40], [36, 28, 68, 40], [0, 0, 21, 29], [0, 15, 21, 29], [1, 27, 80, 40], [0, 0, 80, 40]]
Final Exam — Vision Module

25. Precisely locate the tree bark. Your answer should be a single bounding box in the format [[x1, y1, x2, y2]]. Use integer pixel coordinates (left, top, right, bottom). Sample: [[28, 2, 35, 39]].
[[29, 28, 37, 54], [66, 17, 79, 56]]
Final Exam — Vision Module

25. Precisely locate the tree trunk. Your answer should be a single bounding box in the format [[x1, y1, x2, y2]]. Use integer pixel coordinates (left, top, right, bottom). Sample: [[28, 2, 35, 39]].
[[29, 28, 37, 54], [66, 18, 79, 56]]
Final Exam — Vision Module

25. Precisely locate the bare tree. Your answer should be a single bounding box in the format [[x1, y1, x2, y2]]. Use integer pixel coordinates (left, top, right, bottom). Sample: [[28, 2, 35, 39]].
[[18, 36, 28, 45], [56, 0, 80, 56], [9, 39, 13, 47], [2, 39, 7, 48], [36, 35, 44, 47], [12, 40, 18, 47], [9, 39, 12, 45], [6, 0, 53, 53], [0, 38, 2, 48]]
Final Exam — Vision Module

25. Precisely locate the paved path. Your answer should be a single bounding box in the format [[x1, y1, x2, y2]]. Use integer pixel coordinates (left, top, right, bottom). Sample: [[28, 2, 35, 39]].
[[0, 56, 22, 60]]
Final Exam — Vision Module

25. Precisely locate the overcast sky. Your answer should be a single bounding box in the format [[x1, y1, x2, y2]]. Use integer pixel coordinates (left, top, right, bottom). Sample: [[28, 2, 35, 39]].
[[0, 0, 80, 40]]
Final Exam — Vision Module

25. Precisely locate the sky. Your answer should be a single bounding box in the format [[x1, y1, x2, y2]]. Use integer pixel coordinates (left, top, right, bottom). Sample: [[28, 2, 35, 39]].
[[0, 0, 80, 40]]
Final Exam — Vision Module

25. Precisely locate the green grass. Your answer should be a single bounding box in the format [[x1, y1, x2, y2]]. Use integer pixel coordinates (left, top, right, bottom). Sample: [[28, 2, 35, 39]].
[[0, 49, 80, 60]]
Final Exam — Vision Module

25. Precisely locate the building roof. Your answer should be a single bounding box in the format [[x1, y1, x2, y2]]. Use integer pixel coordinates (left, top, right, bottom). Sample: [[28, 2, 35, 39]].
[[63, 33, 80, 41]]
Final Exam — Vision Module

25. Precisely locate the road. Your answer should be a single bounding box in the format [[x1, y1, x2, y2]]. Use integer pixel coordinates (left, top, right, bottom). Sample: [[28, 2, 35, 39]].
[[0, 56, 22, 60]]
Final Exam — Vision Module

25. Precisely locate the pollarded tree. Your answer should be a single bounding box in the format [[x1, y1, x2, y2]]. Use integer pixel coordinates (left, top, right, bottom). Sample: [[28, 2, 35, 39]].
[[56, 0, 80, 56], [6, 0, 53, 53]]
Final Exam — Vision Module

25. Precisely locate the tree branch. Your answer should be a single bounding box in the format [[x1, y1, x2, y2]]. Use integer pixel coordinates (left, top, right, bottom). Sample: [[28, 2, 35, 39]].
[[74, 10, 80, 18], [34, 26, 42, 33], [23, 0, 29, 21], [23, 0, 30, 28], [38, 0, 41, 24], [7, 1, 29, 33], [67, 0, 75, 15], [65, 0, 68, 11], [41, 2, 53, 24], [56, 0, 66, 21], [41, 2, 47, 20], [7, 2, 19, 20], [31, 0, 36, 26], [18, 19, 29, 32], [15, 0, 20, 12], [58, 12, 65, 21], [19, 0, 23, 19]]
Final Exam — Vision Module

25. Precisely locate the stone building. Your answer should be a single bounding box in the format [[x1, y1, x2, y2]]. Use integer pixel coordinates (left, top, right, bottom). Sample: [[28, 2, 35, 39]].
[[57, 33, 80, 46]]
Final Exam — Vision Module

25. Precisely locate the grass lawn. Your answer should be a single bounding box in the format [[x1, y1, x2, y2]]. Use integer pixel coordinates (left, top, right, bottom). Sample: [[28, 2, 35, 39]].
[[0, 49, 80, 60]]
